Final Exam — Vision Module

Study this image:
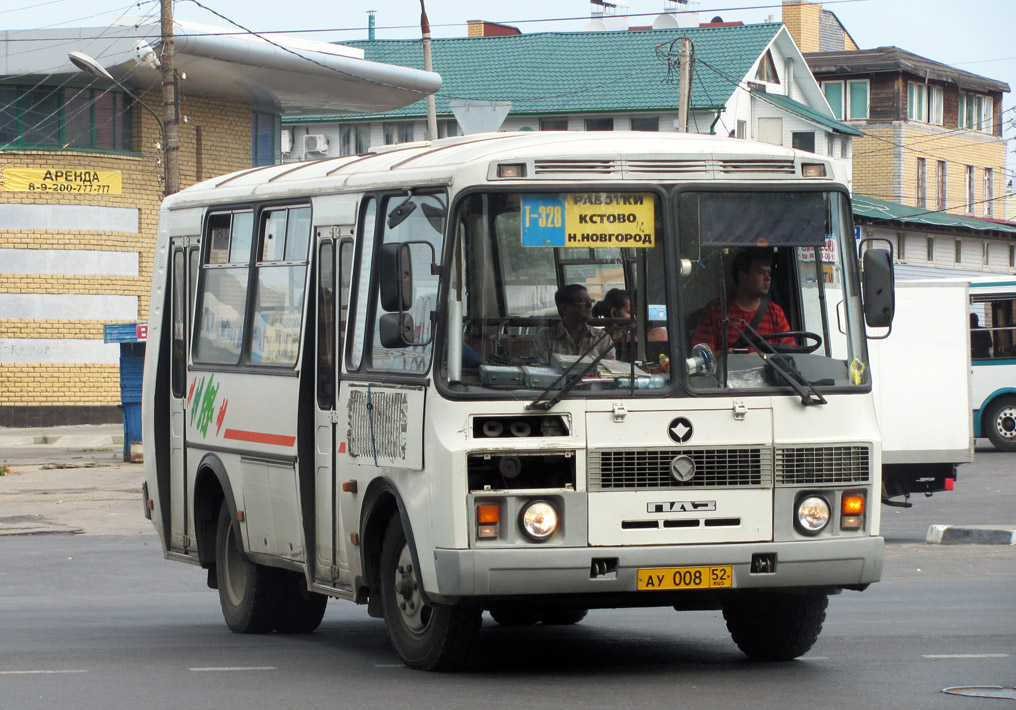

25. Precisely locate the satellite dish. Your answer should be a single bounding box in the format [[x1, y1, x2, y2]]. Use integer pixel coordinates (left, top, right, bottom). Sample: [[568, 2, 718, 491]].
[[652, 13, 679, 29], [584, 19, 609, 31]]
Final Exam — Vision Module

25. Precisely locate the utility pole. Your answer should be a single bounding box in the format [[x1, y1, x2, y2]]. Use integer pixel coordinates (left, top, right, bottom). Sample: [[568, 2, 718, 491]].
[[420, 0, 438, 141], [677, 37, 692, 133], [161, 0, 181, 194]]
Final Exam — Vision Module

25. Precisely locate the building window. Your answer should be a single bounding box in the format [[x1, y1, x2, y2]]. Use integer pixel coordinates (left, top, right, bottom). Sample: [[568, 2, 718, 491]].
[[966, 165, 976, 214], [1009, 244, 1014, 269], [383, 122, 414, 145], [0, 85, 133, 150], [929, 86, 944, 125], [955, 239, 963, 264], [791, 131, 815, 153], [983, 241, 991, 266], [585, 117, 614, 131], [540, 118, 568, 131], [630, 117, 659, 131], [907, 82, 928, 122], [959, 92, 993, 132], [438, 120, 459, 138], [755, 51, 780, 83], [896, 232, 906, 261], [927, 236, 935, 262], [340, 124, 371, 155], [736, 120, 747, 139], [916, 158, 926, 208], [984, 168, 995, 217], [252, 112, 278, 167], [936, 161, 947, 210], [847, 80, 869, 119], [822, 80, 869, 120]]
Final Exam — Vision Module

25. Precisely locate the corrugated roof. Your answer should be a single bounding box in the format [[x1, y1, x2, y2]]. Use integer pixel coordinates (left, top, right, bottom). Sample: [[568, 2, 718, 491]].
[[285, 23, 782, 122], [751, 89, 863, 135], [853, 194, 1016, 235]]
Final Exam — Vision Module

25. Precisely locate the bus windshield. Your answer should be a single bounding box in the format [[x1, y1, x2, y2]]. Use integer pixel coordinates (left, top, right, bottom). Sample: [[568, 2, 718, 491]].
[[440, 188, 868, 398]]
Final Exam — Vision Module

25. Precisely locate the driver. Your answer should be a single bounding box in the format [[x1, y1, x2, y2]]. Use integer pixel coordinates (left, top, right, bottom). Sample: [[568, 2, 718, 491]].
[[691, 247, 794, 353], [534, 284, 616, 363]]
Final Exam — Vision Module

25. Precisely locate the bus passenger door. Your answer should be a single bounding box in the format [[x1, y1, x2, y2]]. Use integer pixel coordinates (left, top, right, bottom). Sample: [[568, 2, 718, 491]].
[[313, 230, 354, 588], [169, 239, 199, 553]]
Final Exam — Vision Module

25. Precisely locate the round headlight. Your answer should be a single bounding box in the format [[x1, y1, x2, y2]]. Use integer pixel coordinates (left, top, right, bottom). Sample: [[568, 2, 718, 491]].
[[796, 495, 831, 534], [520, 501, 559, 541]]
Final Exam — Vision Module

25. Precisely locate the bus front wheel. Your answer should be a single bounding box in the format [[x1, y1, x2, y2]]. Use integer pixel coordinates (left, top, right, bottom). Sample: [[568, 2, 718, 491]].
[[722, 591, 827, 661], [215, 502, 282, 634], [379, 517, 481, 670], [985, 397, 1016, 451]]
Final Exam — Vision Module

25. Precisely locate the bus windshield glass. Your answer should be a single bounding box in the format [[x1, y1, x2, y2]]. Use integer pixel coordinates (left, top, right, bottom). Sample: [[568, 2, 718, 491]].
[[440, 188, 867, 398]]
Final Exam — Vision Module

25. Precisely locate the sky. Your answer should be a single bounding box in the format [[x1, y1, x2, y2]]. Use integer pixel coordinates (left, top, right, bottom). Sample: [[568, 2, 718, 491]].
[[4, 0, 1014, 174]]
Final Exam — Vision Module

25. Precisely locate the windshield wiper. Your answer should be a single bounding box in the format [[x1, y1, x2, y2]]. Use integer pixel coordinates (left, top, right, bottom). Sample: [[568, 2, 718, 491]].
[[526, 329, 618, 411], [728, 321, 827, 406]]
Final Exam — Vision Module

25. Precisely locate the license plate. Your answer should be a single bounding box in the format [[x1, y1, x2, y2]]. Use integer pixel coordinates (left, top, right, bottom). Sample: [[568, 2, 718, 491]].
[[636, 565, 733, 591]]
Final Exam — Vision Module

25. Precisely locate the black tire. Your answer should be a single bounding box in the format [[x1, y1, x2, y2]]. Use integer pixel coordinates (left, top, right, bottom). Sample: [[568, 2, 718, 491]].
[[984, 397, 1016, 451], [274, 572, 328, 634], [379, 517, 481, 671], [539, 608, 588, 625], [215, 502, 283, 634], [722, 591, 827, 661], [489, 606, 541, 626]]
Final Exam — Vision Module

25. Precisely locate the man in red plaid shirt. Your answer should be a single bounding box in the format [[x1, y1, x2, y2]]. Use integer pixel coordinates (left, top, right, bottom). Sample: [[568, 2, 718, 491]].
[[691, 248, 795, 353]]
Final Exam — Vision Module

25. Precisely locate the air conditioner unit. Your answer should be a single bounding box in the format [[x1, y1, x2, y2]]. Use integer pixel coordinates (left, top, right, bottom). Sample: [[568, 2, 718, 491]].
[[304, 134, 329, 153], [280, 129, 293, 154]]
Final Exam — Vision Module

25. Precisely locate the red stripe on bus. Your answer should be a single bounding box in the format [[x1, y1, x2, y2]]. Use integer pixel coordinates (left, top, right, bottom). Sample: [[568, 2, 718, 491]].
[[223, 429, 296, 447]]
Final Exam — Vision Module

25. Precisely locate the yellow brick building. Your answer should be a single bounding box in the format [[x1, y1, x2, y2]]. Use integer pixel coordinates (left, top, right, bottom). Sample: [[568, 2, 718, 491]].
[[1, 23, 439, 427]]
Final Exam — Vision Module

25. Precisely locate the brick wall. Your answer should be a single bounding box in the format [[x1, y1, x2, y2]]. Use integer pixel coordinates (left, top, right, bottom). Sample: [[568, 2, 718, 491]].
[[1, 93, 254, 421], [782, 1, 822, 53]]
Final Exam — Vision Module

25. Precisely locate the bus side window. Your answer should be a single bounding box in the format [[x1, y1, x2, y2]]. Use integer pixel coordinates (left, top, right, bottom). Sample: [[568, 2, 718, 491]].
[[250, 206, 311, 367], [339, 239, 354, 357], [317, 240, 335, 409], [171, 249, 186, 398], [193, 210, 253, 365]]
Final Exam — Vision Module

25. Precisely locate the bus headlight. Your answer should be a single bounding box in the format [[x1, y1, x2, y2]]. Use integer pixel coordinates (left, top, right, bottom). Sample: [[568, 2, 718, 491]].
[[795, 495, 831, 535], [520, 500, 558, 541]]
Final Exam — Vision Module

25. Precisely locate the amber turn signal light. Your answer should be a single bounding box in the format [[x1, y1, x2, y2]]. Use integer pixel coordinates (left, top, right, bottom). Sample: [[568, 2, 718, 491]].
[[842, 494, 865, 516], [477, 504, 500, 524]]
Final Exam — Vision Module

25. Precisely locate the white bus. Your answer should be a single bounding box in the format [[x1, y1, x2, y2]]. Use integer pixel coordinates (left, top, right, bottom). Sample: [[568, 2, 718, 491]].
[[968, 277, 1016, 450], [142, 131, 895, 670]]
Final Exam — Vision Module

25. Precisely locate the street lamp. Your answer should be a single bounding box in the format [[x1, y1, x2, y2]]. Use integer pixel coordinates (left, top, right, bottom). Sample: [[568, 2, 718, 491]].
[[68, 51, 177, 195]]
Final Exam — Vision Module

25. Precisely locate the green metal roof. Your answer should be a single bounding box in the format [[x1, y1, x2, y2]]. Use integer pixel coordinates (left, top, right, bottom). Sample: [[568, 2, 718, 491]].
[[750, 89, 863, 136], [285, 23, 782, 122], [852, 194, 1016, 235]]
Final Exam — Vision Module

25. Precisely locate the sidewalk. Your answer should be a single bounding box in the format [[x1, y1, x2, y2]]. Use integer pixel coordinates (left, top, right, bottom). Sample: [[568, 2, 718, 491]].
[[0, 424, 150, 537]]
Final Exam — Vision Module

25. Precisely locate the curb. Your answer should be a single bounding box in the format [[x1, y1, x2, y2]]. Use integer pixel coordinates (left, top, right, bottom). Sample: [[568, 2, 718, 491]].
[[926, 525, 1016, 545], [0, 434, 122, 448]]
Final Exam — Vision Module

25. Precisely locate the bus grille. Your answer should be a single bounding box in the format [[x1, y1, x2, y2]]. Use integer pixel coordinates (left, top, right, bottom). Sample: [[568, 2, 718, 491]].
[[531, 158, 796, 178], [774, 445, 871, 485], [589, 447, 772, 490]]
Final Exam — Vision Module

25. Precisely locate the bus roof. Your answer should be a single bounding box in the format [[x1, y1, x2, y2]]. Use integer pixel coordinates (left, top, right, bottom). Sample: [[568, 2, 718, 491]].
[[164, 131, 845, 209]]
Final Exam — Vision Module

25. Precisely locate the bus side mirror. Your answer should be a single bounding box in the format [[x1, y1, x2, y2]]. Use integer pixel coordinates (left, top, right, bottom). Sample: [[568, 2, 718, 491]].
[[379, 312, 416, 348], [861, 245, 895, 329], [379, 243, 413, 312]]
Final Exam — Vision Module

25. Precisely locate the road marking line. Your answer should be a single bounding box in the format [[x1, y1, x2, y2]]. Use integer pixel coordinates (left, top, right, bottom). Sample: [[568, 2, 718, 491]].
[[188, 666, 277, 672], [374, 664, 404, 668], [0, 670, 87, 675], [923, 654, 1009, 659]]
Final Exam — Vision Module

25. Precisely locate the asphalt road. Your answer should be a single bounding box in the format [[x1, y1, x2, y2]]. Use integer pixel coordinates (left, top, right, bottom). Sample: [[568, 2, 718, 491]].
[[0, 437, 1013, 708]]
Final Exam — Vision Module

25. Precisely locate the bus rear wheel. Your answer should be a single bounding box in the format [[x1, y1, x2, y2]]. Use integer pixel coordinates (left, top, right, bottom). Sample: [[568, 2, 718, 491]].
[[215, 502, 283, 634], [722, 591, 827, 661], [380, 517, 481, 670], [985, 397, 1016, 451], [274, 571, 328, 634]]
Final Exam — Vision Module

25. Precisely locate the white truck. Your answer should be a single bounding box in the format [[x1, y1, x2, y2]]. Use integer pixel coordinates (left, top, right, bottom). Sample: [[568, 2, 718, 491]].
[[868, 278, 973, 507]]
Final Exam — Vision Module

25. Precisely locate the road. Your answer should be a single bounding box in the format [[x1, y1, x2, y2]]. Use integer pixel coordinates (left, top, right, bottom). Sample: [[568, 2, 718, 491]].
[[0, 439, 1013, 709]]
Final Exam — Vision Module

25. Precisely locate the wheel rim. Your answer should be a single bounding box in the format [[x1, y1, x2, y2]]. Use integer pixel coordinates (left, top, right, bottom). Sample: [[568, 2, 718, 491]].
[[392, 543, 431, 635], [995, 407, 1016, 440], [222, 519, 247, 607]]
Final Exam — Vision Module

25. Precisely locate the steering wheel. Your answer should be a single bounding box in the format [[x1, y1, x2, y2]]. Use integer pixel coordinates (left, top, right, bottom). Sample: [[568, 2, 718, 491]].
[[757, 331, 822, 354]]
